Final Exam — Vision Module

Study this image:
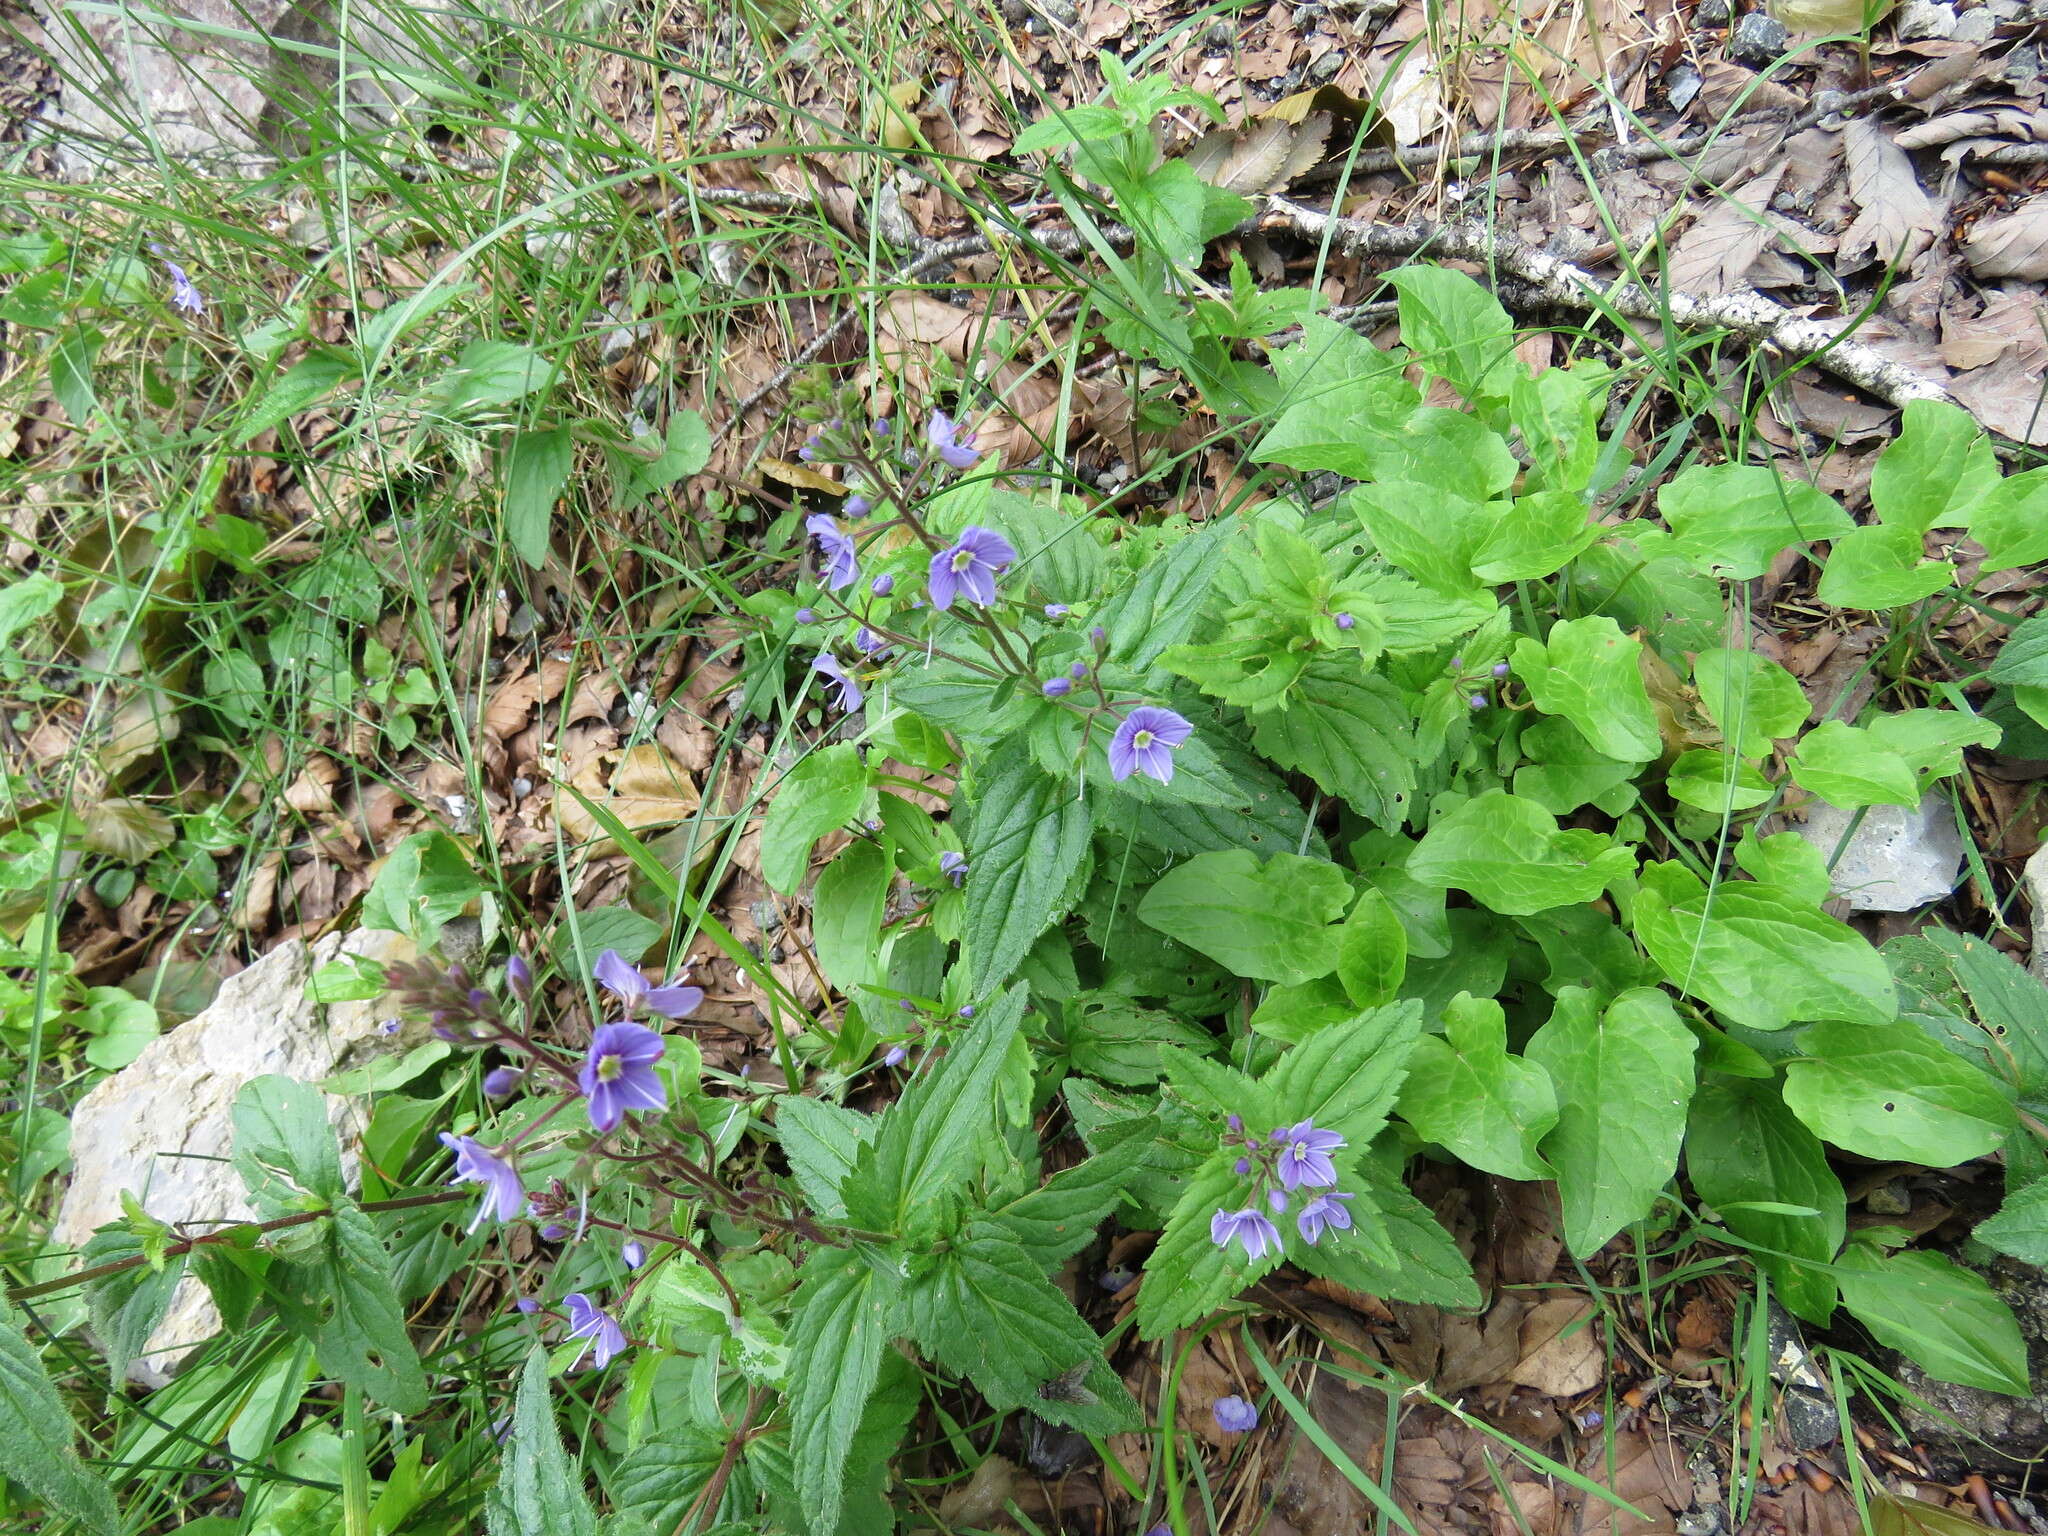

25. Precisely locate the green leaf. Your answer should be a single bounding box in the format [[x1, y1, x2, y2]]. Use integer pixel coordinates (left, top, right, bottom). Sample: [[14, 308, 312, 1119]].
[[1512, 617, 1661, 762], [1064, 993, 1217, 1086], [358, 829, 483, 945], [1265, 999, 1423, 1148], [1685, 1075, 1844, 1323], [813, 839, 891, 993], [1735, 831, 1833, 908], [486, 1345, 600, 1536], [1098, 518, 1238, 672], [1781, 1020, 2013, 1164], [1632, 861, 1897, 1031], [617, 409, 710, 507], [79, 986, 161, 1071], [1383, 263, 1520, 400], [1399, 993, 1557, 1180], [1788, 720, 1919, 808], [1666, 750, 1774, 813], [984, 1121, 1155, 1265], [773, 1096, 875, 1223], [1975, 1178, 2048, 1265], [82, 1226, 187, 1384], [1869, 400, 1998, 533], [232, 1074, 344, 1212], [1137, 849, 1351, 985], [1990, 609, 2048, 692], [1693, 648, 1808, 758], [1815, 523, 1953, 609], [904, 1232, 1136, 1433], [611, 1424, 728, 1533], [1973, 469, 2048, 574], [1250, 317, 1418, 477], [1408, 791, 1635, 916], [278, 1197, 430, 1414], [1835, 1246, 2028, 1395], [787, 1246, 901, 1532], [845, 988, 1025, 1238], [1659, 463, 1854, 579], [1135, 1153, 1279, 1338], [1336, 888, 1407, 1007], [502, 428, 575, 570], [1345, 482, 1493, 593], [1512, 716, 1639, 816], [437, 338, 553, 417], [964, 747, 1091, 995], [234, 351, 356, 444], [0, 1302, 121, 1534], [0, 572, 64, 649], [1249, 664, 1416, 827], [1294, 1177, 1480, 1308], [1527, 987, 1697, 1256], [759, 745, 868, 895], [1511, 363, 1610, 494], [1470, 491, 1600, 583]]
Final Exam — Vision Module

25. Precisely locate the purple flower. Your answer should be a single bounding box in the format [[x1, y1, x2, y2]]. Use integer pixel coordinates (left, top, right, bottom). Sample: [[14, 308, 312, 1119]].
[[162, 260, 203, 315], [798, 433, 821, 463], [1069, 661, 1088, 680], [440, 1133, 526, 1232], [1335, 612, 1356, 630], [874, 418, 892, 435], [563, 1292, 629, 1369], [1209, 1207, 1281, 1262], [1296, 1190, 1355, 1245], [958, 1005, 975, 1019], [1108, 705, 1192, 784], [505, 954, 532, 999], [1468, 693, 1488, 710], [882, 1044, 907, 1067], [938, 851, 968, 888], [845, 494, 871, 516], [579, 1021, 669, 1133], [1274, 1120, 1344, 1190], [871, 573, 894, 596], [1492, 661, 1511, 678], [806, 514, 860, 591], [515, 1297, 540, 1314], [594, 949, 703, 1020], [1043, 677, 1072, 697], [481, 1065, 522, 1098], [795, 607, 817, 625], [926, 409, 981, 470], [1213, 1395, 1259, 1434], [1233, 1157, 1252, 1175], [1045, 603, 1069, 619], [539, 1224, 567, 1241], [927, 525, 1016, 610], [812, 652, 864, 712], [622, 1239, 647, 1269], [855, 626, 891, 658]]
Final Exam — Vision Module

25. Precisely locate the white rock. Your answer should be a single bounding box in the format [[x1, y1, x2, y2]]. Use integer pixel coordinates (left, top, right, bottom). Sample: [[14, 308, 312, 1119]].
[[54, 928, 411, 1384], [1789, 794, 1966, 912], [2025, 842, 2048, 984]]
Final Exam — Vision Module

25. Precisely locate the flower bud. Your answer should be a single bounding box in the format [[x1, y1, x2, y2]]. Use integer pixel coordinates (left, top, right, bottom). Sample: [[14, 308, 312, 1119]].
[[794, 608, 816, 624], [1469, 693, 1488, 710], [622, 1239, 647, 1269], [515, 1297, 540, 1314], [845, 494, 871, 517], [1492, 661, 1510, 678], [1044, 603, 1069, 618], [505, 954, 532, 999], [482, 1066, 522, 1098], [1042, 677, 1073, 697], [1334, 612, 1355, 630], [871, 573, 894, 596], [1069, 661, 1087, 680], [958, 1005, 975, 1019]]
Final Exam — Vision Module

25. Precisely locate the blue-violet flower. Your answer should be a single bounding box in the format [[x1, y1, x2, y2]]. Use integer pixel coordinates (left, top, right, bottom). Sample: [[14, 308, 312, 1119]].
[[1108, 705, 1192, 784], [580, 1021, 669, 1133], [927, 525, 1016, 610]]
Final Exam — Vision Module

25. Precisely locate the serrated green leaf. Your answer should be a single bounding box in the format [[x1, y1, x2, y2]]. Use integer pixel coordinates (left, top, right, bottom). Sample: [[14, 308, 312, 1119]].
[[1265, 999, 1422, 1148], [1399, 993, 1557, 1180], [1782, 1020, 2012, 1164], [1685, 1075, 1844, 1323], [1137, 849, 1350, 985], [774, 1096, 875, 1223], [1098, 518, 1238, 672], [1632, 861, 1897, 1031], [1512, 617, 1661, 763], [1064, 993, 1217, 1086], [82, 1226, 186, 1385], [611, 1423, 728, 1533], [1409, 791, 1635, 916], [234, 351, 356, 445], [1975, 1178, 2048, 1265], [232, 1074, 344, 1212], [787, 1246, 901, 1532], [1658, 463, 1853, 579], [759, 745, 868, 895], [1870, 400, 1998, 533], [278, 1197, 429, 1414], [1135, 1152, 1279, 1339], [1836, 1246, 2028, 1395], [1249, 663, 1417, 826], [1990, 609, 2048, 692], [0, 1302, 121, 1534], [486, 1345, 600, 1536], [1693, 648, 1808, 758], [1293, 1177, 1481, 1308], [964, 748, 1091, 995], [1527, 987, 1696, 1256]]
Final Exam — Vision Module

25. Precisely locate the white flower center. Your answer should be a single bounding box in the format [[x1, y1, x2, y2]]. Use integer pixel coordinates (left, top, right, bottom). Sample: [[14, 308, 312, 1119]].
[[597, 1054, 623, 1083], [1132, 729, 1155, 750], [951, 548, 976, 572]]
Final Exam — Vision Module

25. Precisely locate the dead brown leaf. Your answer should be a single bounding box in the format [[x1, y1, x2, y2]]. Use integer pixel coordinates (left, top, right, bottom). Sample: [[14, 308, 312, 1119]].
[[1509, 1297, 1605, 1397], [1838, 118, 1943, 270], [1665, 166, 1787, 293], [556, 743, 701, 849], [1963, 198, 2048, 281]]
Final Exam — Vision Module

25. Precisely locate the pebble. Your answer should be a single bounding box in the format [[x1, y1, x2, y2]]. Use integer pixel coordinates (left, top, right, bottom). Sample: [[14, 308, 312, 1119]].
[[1728, 10, 1788, 65]]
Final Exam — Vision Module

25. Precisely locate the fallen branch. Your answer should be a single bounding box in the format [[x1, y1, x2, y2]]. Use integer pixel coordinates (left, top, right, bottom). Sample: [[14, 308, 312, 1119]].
[[1261, 195, 1952, 410]]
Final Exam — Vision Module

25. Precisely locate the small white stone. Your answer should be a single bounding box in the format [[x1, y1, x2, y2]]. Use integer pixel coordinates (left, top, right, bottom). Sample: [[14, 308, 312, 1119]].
[[1789, 794, 1965, 912]]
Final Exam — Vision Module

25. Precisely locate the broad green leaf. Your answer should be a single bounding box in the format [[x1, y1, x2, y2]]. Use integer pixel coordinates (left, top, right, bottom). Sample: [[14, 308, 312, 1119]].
[[485, 1345, 600, 1536], [1814, 523, 1953, 609], [1265, 998, 1423, 1148], [984, 1120, 1156, 1265], [845, 987, 1025, 1237], [1528, 987, 1697, 1256], [79, 986, 160, 1071], [1250, 975, 1359, 1042], [1514, 904, 1659, 1003], [1064, 993, 1216, 1086], [774, 1096, 875, 1223], [1836, 1245, 2028, 1395], [1512, 715, 1638, 816], [611, 1425, 728, 1533], [1632, 861, 1897, 1031], [358, 829, 483, 945], [502, 428, 574, 570], [1099, 518, 1238, 671], [1734, 831, 1833, 908], [1511, 363, 1610, 494], [617, 409, 710, 506], [1470, 491, 1600, 582], [1249, 664, 1416, 826], [999, 491, 1105, 606], [234, 351, 356, 444], [1136, 1153, 1280, 1338], [1974, 469, 2048, 574], [787, 1247, 901, 1535], [1788, 720, 1919, 808], [1866, 708, 1999, 780], [1137, 849, 1351, 985], [812, 839, 890, 992], [964, 749, 1090, 995], [1976, 1178, 2048, 1265], [82, 1227, 187, 1384], [1346, 480, 1492, 594], [1384, 263, 1521, 400], [1666, 750, 1774, 813], [1658, 463, 1853, 579], [1408, 791, 1635, 916], [904, 1232, 1135, 1433], [278, 1197, 429, 1414], [1685, 1075, 1844, 1323], [1885, 927, 2048, 1135], [1693, 648, 1808, 757], [1869, 400, 1998, 532], [1336, 888, 1407, 1007], [1294, 1177, 1481, 1308], [0, 1302, 121, 1534], [1096, 731, 1318, 860], [759, 745, 867, 894], [1782, 1020, 2012, 1164], [232, 1074, 344, 1212], [1570, 525, 1726, 662], [1400, 994, 1556, 1180], [1512, 617, 1661, 762], [1989, 609, 2048, 690], [1251, 318, 1420, 478]]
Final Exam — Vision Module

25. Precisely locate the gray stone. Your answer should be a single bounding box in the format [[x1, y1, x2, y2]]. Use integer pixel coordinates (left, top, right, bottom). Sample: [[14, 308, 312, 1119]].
[[1728, 10, 1788, 65], [1895, 0, 1959, 38], [2026, 841, 2048, 984], [1696, 0, 1732, 23], [54, 928, 412, 1384], [1895, 1255, 2048, 1464], [1788, 794, 1965, 913]]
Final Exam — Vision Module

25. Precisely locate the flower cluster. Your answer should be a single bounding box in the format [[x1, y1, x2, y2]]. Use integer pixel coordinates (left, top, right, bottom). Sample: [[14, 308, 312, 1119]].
[[1208, 1115, 1356, 1259]]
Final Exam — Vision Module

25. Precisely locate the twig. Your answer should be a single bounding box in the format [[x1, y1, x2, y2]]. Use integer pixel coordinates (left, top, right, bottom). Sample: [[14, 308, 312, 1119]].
[[1260, 195, 1952, 409]]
